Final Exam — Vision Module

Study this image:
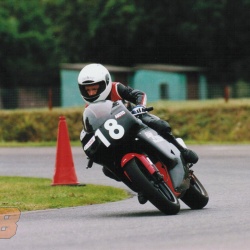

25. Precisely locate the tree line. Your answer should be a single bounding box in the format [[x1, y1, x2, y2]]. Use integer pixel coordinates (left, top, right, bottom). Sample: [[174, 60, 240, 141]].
[[1, 0, 250, 90]]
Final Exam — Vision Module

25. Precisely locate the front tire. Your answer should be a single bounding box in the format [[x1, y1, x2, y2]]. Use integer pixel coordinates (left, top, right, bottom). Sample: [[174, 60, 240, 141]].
[[124, 158, 180, 215], [181, 173, 209, 209]]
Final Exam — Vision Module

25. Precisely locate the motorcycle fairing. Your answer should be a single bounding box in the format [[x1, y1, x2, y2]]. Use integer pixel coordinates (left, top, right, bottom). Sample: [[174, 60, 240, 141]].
[[136, 127, 178, 168], [136, 127, 190, 192], [81, 100, 141, 163]]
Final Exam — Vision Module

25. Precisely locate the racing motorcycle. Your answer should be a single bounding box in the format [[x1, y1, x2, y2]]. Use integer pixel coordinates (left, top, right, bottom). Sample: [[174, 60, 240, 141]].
[[80, 100, 209, 215]]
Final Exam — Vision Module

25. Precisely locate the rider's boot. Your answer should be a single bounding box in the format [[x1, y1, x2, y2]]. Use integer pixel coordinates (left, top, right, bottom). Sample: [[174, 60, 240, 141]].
[[140, 115, 198, 164], [163, 132, 199, 164]]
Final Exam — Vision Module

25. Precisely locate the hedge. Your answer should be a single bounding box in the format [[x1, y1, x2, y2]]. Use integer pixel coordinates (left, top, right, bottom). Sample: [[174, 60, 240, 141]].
[[0, 105, 250, 143]]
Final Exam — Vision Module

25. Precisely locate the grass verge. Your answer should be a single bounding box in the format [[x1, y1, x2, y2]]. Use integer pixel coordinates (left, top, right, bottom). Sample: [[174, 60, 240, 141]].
[[0, 176, 130, 213]]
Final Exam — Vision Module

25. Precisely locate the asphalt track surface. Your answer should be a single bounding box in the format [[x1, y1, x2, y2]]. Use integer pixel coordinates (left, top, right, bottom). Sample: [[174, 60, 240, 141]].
[[1, 145, 250, 250]]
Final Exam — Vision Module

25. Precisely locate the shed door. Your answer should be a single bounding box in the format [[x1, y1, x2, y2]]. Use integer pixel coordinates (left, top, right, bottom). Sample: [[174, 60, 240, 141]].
[[187, 73, 199, 99], [160, 83, 169, 99]]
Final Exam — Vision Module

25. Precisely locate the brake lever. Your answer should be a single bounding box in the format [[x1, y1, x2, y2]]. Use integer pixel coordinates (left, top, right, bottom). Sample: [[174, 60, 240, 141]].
[[145, 107, 154, 112]]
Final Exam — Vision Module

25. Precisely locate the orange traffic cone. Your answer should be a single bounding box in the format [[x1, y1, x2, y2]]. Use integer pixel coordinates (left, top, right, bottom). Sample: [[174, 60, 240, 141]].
[[52, 116, 80, 186]]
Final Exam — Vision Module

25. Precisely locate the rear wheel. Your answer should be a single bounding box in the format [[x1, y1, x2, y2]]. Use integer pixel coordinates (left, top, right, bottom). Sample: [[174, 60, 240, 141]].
[[181, 172, 209, 209], [124, 158, 180, 215]]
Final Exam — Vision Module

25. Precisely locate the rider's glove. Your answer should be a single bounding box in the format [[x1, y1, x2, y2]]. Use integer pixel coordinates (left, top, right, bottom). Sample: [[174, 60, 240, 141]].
[[132, 105, 146, 115]]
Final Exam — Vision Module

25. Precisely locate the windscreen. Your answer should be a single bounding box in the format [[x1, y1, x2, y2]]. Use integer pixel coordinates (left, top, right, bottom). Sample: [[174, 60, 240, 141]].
[[83, 100, 113, 132]]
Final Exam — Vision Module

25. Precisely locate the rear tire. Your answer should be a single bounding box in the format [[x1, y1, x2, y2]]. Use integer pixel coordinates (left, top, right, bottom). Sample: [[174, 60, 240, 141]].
[[181, 173, 209, 209], [124, 158, 180, 215]]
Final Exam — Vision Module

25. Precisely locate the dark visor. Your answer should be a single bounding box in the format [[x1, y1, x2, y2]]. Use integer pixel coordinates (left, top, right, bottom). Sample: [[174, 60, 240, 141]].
[[79, 81, 106, 99]]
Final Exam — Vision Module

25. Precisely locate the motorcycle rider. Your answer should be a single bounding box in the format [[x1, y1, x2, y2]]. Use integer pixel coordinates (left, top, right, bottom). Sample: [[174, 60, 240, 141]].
[[78, 63, 198, 202]]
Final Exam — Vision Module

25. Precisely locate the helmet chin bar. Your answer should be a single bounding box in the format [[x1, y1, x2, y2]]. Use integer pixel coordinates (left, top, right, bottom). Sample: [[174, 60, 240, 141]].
[[85, 95, 100, 103]]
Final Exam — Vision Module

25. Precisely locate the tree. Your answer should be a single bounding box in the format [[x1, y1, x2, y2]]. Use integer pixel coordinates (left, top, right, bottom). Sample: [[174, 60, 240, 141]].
[[0, 0, 60, 89], [1, 0, 250, 98], [177, 0, 250, 82]]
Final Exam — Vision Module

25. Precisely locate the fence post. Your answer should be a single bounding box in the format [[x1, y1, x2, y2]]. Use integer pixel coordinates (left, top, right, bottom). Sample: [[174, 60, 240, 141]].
[[48, 87, 53, 110], [224, 85, 230, 103]]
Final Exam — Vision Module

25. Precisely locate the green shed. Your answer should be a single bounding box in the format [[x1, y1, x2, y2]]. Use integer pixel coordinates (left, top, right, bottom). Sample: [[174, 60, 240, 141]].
[[60, 63, 207, 107], [131, 64, 207, 102]]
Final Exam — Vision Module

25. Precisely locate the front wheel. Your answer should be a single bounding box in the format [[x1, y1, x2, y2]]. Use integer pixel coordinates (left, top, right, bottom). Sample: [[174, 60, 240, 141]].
[[124, 158, 180, 215], [181, 172, 209, 209]]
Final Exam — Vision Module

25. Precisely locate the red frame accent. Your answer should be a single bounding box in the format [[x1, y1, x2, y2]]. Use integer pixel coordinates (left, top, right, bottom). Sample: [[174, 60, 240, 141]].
[[121, 153, 156, 174], [155, 161, 181, 197], [121, 153, 181, 197]]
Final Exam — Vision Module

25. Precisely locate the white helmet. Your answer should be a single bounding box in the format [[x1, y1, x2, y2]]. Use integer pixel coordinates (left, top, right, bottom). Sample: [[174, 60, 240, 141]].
[[78, 63, 112, 104]]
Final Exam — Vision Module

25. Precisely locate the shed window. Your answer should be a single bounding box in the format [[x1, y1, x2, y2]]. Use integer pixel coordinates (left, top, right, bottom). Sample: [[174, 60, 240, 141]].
[[160, 83, 169, 99]]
